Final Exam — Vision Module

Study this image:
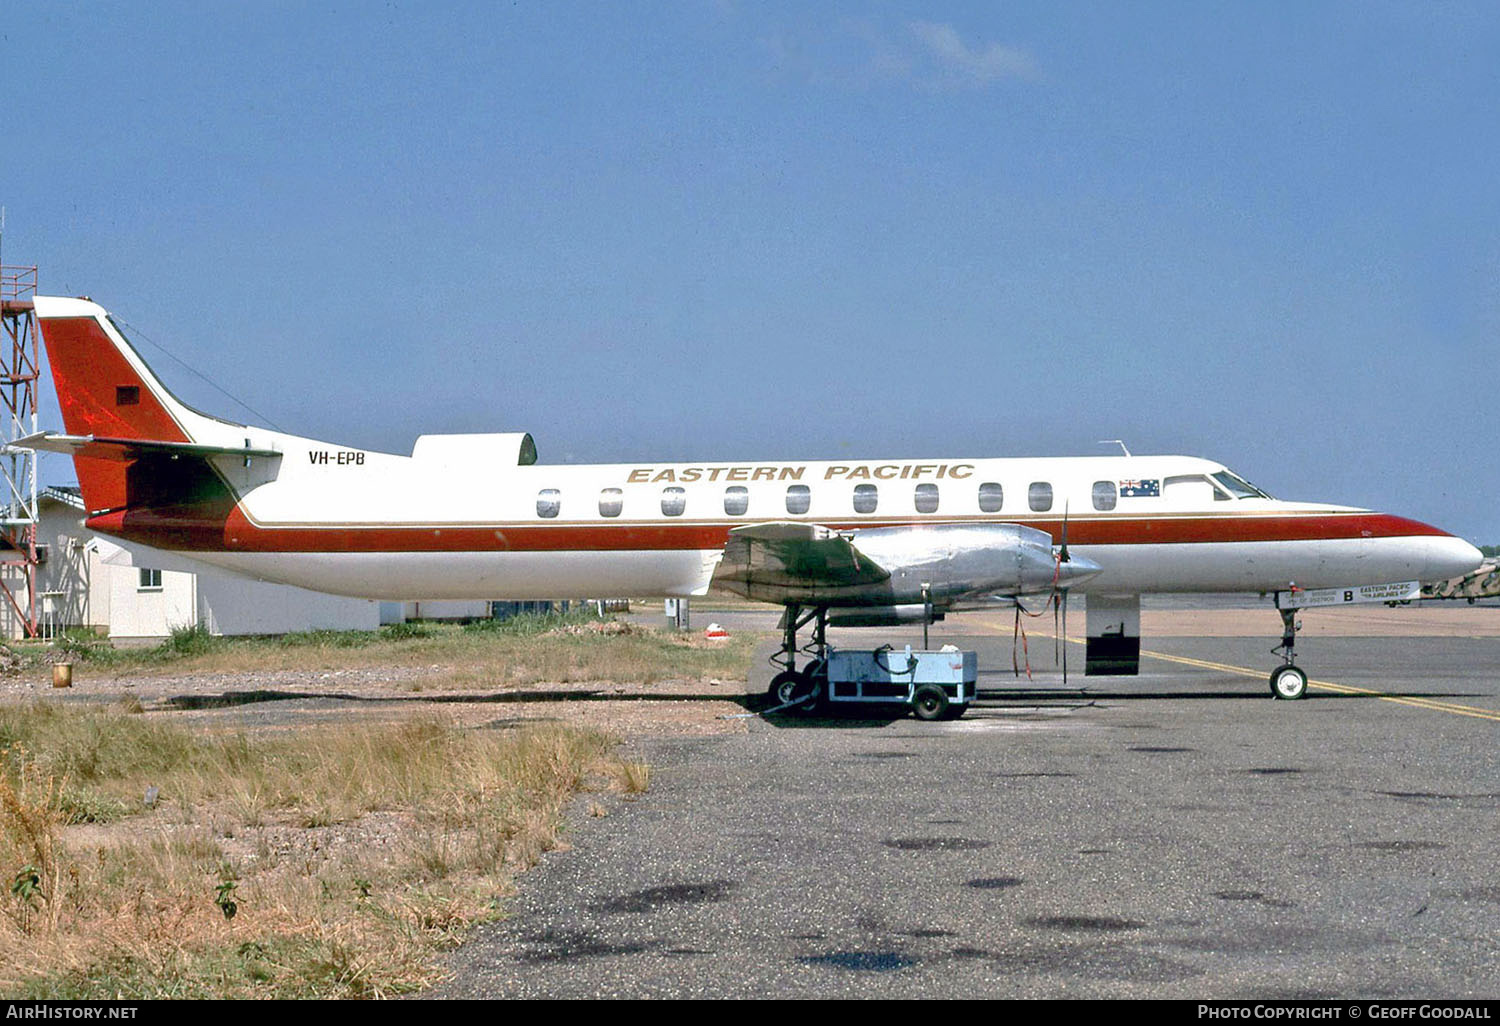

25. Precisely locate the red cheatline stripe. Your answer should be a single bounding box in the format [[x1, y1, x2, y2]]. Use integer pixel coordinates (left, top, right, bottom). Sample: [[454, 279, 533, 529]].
[[84, 508, 1450, 554]]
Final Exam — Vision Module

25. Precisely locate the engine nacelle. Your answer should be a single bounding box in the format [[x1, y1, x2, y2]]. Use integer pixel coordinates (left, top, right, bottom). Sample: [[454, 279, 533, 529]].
[[844, 522, 1094, 606]]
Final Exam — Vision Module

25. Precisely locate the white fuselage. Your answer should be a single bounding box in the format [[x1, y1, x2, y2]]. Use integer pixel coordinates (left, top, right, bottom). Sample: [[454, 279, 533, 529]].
[[151, 440, 1476, 601]]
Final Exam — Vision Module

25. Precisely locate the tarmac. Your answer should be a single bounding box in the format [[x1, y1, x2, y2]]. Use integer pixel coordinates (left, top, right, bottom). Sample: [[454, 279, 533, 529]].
[[432, 601, 1500, 999]]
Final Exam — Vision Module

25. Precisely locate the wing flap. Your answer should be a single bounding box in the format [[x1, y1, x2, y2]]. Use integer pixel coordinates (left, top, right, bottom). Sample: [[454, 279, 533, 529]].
[[717, 521, 891, 589]]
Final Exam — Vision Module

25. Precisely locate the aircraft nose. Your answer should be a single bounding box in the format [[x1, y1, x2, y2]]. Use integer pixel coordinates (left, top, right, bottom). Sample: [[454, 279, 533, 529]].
[[1423, 536, 1483, 582]]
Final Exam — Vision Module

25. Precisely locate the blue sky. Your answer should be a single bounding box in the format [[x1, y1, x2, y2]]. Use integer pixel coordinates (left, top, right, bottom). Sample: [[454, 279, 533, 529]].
[[3, 2, 1497, 542]]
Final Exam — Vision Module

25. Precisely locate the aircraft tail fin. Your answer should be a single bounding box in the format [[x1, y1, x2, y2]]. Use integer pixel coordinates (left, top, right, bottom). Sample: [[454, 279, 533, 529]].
[[33, 296, 204, 446], [32, 296, 254, 518]]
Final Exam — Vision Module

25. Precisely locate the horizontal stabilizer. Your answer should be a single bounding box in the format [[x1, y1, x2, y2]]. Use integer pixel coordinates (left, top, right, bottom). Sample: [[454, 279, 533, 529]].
[[6, 432, 281, 463]]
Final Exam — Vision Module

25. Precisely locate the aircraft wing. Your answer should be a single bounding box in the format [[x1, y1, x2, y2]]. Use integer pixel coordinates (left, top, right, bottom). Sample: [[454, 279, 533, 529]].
[[6, 432, 281, 463], [717, 521, 892, 590]]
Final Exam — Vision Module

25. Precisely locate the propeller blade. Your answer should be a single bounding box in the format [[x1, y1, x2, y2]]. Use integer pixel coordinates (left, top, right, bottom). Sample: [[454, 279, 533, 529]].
[[1054, 586, 1061, 666], [1062, 590, 1069, 684]]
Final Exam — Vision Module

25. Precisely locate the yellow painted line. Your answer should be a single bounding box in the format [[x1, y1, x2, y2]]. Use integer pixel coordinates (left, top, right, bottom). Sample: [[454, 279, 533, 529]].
[[1138, 647, 1500, 723], [1020, 626, 1500, 724]]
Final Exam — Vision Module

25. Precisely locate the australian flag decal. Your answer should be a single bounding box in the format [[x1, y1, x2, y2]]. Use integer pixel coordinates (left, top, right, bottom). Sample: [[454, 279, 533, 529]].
[[1119, 479, 1160, 497]]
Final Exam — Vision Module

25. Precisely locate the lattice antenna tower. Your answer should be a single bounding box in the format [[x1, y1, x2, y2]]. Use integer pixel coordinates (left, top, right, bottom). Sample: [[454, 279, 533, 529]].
[[0, 208, 42, 637]]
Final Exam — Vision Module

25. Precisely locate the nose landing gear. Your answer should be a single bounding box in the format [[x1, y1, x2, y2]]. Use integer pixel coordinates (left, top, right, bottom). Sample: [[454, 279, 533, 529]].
[[1269, 606, 1307, 700]]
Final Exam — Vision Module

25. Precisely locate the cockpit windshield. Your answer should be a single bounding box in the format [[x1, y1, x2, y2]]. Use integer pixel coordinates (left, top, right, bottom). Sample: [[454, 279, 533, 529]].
[[1212, 470, 1273, 500]]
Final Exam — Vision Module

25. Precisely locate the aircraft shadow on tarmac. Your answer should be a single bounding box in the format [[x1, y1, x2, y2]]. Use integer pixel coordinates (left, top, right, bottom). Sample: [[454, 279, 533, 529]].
[[753, 682, 1491, 729], [978, 686, 1482, 701]]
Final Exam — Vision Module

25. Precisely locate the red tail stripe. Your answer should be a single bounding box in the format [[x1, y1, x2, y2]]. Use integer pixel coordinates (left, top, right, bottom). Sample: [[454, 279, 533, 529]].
[[37, 316, 189, 443]]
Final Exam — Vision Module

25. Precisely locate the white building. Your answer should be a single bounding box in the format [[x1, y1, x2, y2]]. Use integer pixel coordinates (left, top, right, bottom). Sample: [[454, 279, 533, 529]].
[[2, 488, 384, 641]]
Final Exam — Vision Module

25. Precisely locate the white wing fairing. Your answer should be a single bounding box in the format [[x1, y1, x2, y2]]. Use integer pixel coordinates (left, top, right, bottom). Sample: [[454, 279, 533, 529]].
[[22, 294, 1484, 682]]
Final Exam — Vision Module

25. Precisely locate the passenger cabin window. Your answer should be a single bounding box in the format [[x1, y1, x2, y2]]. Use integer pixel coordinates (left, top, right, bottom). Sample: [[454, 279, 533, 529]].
[[914, 483, 939, 513], [1028, 482, 1053, 512], [978, 482, 1004, 513], [786, 484, 811, 515], [536, 489, 561, 519], [661, 486, 687, 517], [598, 488, 623, 518], [853, 484, 879, 514], [1091, 480, 1117, 511], [724, 486, 749, 516]]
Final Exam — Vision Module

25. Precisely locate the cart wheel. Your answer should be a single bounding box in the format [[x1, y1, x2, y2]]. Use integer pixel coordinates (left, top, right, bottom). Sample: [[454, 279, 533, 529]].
[[941, 702, 967, 721], [912, 684, 949, 721]]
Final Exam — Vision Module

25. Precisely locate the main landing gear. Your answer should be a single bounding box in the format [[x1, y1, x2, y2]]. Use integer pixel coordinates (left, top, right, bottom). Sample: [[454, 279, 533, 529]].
[[766, 603, 827, 711], [1269, 606, 1308, 700]]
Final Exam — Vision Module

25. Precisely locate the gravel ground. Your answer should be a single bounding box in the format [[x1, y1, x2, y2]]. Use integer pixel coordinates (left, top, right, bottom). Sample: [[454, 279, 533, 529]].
[[4, 662, 758, 737]]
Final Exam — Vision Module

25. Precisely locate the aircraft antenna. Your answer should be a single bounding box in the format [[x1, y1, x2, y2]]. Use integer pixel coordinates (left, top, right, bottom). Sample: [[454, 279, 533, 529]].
[[112, 316, 286, 432], [1099, 439, 1131, 457]]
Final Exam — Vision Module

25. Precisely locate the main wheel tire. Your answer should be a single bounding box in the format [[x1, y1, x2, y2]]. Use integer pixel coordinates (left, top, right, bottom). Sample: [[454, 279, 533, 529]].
[[912, 684, 950, 721], [800, 660, 829, 715], [768, 670, 800, 703], [1269, 664, 1308, 700], [768, 670, 815, 708]]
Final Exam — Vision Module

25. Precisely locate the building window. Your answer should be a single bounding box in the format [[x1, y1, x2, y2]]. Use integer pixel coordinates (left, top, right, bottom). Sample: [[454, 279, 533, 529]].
[[1028, 482, 1053, 512], [661, 486, 687, 517], [724, 486, 749, 516], [914, 483, 939, 513], [1092, 480, 1118, 511], [536, 489, 561, 518], [138, 568, 162, 591], [785, 484, 811, 515], [853, 484, 879, 514], [598, 488, 623, 518], [978, 482, 1004, 513]]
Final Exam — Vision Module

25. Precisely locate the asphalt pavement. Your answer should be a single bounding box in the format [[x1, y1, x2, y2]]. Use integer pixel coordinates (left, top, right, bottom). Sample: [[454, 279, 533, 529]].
[[431, 622, 1500, 999]]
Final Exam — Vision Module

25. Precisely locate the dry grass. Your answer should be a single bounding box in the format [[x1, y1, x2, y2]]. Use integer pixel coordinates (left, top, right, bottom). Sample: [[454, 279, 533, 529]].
[[0, 703, 641, 998]]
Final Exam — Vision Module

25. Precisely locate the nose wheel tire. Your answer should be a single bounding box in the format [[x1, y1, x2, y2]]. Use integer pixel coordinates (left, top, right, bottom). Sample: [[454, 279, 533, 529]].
[[1269, 664, 1308, 700]]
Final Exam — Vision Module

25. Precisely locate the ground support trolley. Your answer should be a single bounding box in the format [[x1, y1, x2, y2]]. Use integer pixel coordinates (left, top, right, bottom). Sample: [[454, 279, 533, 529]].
[[816, 645, 978, 721]]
